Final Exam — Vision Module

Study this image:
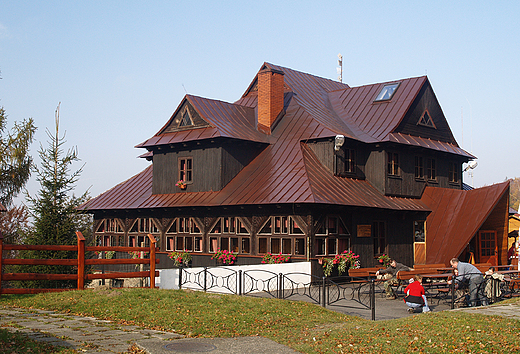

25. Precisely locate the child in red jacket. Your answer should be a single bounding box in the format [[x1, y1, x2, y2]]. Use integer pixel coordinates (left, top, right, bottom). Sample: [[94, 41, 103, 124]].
[[404, 274, 430, 313]]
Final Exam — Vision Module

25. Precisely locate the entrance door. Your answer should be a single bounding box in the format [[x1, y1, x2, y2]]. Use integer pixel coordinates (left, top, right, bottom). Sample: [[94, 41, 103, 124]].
[[478, 230, 498, 265]]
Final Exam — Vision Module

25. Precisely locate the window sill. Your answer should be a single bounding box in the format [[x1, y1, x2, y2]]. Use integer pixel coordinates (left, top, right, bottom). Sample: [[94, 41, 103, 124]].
[[388, 175, 402, 180]]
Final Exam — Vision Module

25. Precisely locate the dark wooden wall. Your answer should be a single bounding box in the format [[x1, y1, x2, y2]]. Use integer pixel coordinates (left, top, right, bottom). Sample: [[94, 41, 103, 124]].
[[152, 140, 265, 194], [365, 148, 385, 194], [153, 147, 222, 194], [349, 209, 425, 268], [93, 204, 428, 271], [307, 139, 334, 172]]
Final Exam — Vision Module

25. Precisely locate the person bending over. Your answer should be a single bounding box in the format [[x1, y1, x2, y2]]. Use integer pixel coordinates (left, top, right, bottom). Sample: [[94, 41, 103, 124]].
[[404, 275, 430, 313], [448, 258, 488, 307]]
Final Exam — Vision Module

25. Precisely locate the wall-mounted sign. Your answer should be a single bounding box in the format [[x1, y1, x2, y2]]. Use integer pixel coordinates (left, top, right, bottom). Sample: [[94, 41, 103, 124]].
[[357, 224, 371, 238]]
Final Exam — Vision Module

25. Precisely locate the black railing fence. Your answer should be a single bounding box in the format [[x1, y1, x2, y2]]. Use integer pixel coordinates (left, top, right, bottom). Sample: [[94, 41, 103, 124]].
[[179, 267, 377, 320], [177, 267, 519, 321]]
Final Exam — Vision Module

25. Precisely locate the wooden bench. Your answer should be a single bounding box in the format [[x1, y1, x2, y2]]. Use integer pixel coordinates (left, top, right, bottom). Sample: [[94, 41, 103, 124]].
[[413, 263, 445, 270], [348, 267, 380, 279], [397, 269, 434, 281]]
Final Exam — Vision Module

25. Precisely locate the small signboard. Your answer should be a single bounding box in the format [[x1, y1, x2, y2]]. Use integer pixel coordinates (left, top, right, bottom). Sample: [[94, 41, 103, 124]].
[[357, 224, 371, 238]]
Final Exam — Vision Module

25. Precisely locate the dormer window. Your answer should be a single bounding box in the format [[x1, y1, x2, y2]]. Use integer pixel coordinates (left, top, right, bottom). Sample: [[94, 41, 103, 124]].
[[418, 110, 436, 128], [375, 83, 399, 101]]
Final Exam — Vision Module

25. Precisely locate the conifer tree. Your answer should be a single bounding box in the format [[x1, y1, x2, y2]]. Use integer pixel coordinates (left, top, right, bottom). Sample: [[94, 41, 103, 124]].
[[0, 106, 36, 207], [19, 104, 91, 289]]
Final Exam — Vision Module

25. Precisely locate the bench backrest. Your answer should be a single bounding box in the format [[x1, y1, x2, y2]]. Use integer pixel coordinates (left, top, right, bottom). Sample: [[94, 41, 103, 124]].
[[348, 267, 380, 278], [413, 263, 445, 270], [397, 269, 435, 280]]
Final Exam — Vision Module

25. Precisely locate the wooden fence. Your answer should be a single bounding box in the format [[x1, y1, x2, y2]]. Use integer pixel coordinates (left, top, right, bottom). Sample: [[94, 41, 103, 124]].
[[0, 231, 159, 295]]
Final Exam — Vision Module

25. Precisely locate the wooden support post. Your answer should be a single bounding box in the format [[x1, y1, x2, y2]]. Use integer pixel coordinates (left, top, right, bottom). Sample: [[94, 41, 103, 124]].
[[148, 234, 156, 289], [76, 231, 85, 290]]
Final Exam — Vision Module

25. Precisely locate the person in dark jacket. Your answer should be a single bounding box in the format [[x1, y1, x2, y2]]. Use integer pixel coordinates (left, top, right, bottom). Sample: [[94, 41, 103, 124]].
[[375, 259, 411, 299]]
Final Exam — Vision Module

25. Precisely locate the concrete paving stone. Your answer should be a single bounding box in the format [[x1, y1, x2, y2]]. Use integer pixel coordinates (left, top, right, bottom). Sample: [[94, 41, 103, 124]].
[[103, 332, 151, 341], [136, 336, 300, 354], [19, 322, 59, 330], [96, 329, 134, 337], [138, 329, 183, 339], [0, 310, 24, 316], [55, 333, 100, 343], [39, 316, 69, 322], [82, 326, 114, 333]]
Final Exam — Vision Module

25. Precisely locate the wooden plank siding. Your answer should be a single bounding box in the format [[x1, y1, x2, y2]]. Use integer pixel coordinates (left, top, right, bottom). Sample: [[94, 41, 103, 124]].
[[153, 141, 265, 194], [479, 191, 510, 265], [153, 147, 222, 194], [383, 145, 463, 198]]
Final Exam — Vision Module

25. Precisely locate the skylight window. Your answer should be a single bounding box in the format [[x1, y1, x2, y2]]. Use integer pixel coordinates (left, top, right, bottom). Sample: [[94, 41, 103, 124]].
[[375, 83, 400, 102]]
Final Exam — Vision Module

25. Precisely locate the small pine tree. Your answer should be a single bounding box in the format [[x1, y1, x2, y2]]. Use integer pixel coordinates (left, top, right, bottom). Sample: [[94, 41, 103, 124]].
[[18, 104, 91, 289]]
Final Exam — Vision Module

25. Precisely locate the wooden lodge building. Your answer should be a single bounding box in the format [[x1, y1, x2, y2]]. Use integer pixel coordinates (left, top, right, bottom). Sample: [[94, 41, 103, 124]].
[[80, 63, 510, 272]]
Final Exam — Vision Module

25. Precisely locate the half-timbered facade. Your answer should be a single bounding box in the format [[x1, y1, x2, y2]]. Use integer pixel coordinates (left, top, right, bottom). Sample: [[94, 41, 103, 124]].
[[80, 63, 509, 270]]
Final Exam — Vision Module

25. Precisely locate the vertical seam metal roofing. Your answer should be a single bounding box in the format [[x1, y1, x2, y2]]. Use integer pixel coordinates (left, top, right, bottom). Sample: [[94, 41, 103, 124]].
[[420, 181, 510, 265], [79, 62, 472, 212]]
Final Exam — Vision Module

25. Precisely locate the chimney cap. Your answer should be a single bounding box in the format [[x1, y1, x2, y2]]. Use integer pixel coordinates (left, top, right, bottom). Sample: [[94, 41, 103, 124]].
[[259, 67, 284, 76]]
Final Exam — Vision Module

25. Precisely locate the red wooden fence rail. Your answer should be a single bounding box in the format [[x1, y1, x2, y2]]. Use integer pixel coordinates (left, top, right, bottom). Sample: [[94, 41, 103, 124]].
[[0, 231, 159, 295]]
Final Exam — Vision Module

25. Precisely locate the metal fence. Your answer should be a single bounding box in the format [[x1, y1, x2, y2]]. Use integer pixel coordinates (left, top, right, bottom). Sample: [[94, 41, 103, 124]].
[[179, 266, 377, 320]]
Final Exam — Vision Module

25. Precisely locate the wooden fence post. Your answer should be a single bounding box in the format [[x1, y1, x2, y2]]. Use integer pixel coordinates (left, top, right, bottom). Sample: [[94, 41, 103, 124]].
[[0, 231, 3, 296], [148, 234, 156, 289], [76, 231, 85, 290]]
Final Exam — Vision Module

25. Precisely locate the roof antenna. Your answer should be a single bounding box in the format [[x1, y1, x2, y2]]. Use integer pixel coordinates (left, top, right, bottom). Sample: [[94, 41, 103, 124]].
[[182, 84, 188, 94], [337, 54, 343, 83]]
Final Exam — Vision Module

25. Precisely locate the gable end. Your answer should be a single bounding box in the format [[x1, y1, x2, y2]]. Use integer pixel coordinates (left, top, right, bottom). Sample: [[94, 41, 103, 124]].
[[160, 100, 210, 134], [395, 81, 457, 144]]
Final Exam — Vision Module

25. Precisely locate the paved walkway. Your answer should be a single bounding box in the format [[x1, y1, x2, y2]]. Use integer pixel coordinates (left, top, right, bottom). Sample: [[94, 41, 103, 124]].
[[0, 307, 298, 353], [1, 302, 519, 353]]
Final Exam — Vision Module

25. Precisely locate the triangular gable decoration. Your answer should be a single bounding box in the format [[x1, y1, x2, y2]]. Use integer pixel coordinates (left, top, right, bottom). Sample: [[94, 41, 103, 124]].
[[160, 100, 210, 134], [418, 110, 436, 128], [179, 109, 193, 127]]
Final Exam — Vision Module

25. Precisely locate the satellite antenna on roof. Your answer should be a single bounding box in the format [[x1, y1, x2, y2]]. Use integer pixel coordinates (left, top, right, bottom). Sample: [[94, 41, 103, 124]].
[[337, 54, 343, 83]]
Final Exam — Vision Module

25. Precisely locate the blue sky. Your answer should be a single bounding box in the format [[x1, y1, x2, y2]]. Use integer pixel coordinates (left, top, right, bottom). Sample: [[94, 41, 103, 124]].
[[1, 1, 519, 204]]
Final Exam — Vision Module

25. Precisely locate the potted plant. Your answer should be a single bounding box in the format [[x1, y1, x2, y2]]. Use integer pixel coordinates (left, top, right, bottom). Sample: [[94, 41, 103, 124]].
[[175, 180, 187, 190], [377, 254, 392, 268], [322, 250, 361, 277], [262, 252, 290, 264], [211, 249, 237, 265], [168, 250, 192, 267]]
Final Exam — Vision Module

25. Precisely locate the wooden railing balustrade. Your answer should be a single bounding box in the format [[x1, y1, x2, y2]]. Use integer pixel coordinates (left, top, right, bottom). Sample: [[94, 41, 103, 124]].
[[0, 231, 159, 295]]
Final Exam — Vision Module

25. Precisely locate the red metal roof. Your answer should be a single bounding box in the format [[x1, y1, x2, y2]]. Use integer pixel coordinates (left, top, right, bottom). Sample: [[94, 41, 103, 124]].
[[136, 95, 271, 148], [385, 133, 475, 159], [81, 63, 473, 212], [420, 181, 510, 265]]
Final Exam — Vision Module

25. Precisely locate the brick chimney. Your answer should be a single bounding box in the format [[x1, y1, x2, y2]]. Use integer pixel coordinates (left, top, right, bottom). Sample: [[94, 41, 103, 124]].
[[257, 67, 284, 135]]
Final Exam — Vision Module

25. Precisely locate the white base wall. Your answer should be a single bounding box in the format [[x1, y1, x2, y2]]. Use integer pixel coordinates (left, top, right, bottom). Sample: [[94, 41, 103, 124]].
[[155, 262, 312, 293]]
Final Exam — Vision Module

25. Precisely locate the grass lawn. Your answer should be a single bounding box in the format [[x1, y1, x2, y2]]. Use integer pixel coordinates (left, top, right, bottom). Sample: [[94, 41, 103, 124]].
[[1, 288, 519, 353]]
